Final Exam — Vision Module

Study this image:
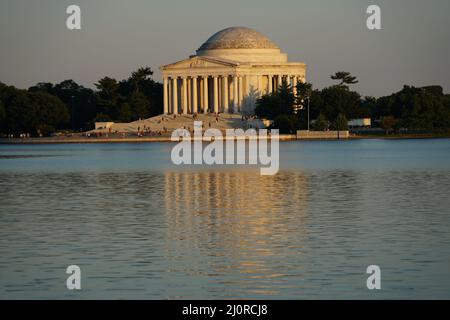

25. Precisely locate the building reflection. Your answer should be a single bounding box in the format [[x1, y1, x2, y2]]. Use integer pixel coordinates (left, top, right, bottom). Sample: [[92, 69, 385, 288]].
[[163, 169, 309, 295]]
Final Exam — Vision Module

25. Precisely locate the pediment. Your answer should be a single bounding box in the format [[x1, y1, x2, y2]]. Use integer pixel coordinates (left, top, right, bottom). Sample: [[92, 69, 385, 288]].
[[161, 56, 239, 71]]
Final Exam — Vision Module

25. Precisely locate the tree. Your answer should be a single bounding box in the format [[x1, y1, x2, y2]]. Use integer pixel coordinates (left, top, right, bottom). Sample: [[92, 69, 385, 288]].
[[117, 103, 133, 122], [92, 113, 112, 123], [296, 81, 312, 100], [334, 113, 349, 131], [295, 89, 322, 129], [119, 67, 163, 118], [1, 89, 69, 135], [313, 114, 329, 131], [94, 76, 120, 119], [273, 114, 294, 134], [0, 101, 5, 132], [375, 85, 450, 131], [241, 87, 259, 116], [255, 94, 279, 119], [128, 67, 154, 94], [361, 96, 377, 118], [0, 84, 27, 133], [276, 80, 295, 115], [29, 80, 96, 131], [315, 85, 362, 120], [255, 80, 295, 120], [331, 71, 359, 86], [95, 77, 119, 99], [29, 92, 70, 135], [295, 81, 312, 113], [130, 91, 150, 119]]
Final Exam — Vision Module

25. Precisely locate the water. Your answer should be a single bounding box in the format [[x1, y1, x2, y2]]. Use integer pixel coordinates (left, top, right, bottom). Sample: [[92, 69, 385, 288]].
[[1, 139, 450, 299]]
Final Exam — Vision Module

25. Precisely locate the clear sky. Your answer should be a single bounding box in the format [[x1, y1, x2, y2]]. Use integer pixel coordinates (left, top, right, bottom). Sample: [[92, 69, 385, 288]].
[[1, 0, 449, 97]]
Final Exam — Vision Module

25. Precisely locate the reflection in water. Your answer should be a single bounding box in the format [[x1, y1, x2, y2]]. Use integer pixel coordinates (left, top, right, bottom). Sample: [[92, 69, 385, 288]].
[[1, 140, 450, 299], [164, 170, 308, 296]]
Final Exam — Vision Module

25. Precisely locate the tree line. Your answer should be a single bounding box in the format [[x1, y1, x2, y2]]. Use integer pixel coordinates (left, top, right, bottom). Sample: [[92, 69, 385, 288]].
[[255, 72, 450, 134], [1, 69, 450, 136], [0, 67, 162, 136]]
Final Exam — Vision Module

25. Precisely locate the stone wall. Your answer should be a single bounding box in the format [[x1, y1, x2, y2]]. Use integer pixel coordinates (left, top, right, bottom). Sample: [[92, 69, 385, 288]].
[[297, 130, 349, 140]]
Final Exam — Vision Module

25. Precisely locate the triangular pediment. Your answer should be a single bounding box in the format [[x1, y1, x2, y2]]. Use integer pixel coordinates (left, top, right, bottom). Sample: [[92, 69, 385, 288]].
[[161, 56, 239, 70]]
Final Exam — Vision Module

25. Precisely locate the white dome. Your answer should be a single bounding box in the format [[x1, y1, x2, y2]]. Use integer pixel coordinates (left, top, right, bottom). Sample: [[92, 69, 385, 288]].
[[197, 27, 279, 50], [196, 27, 287, 64]]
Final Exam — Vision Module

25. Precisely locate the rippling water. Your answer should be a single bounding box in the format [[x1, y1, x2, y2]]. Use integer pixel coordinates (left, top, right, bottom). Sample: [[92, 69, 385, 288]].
[[1, 139, 450, 299]]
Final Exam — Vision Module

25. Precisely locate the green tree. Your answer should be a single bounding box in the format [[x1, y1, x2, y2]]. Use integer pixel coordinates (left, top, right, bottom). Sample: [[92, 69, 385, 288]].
[[313, 114, 329, 131], [29, 80, 96, 131], [130, 91, 150, 119], [316, 85, 362, 120], [92, 113, 112, 123], [119, 67, 163, 118], [294, 89, 322, 129], [2, 90, 68, 135], [331, 71, 359, 86], [117, 103, 133, 122], [295, 81, 312, 113], [255, 80, 295, 120], [0, 101, 5, 132], [29, 91, 70, 135], [334, 113, 349, 131], [360, 96, 377, 118], [254, 94, 279, 119], [95, 76, 120, 117], [375, 85, 450, 131], [128, 67, 154, 93], [273, 114, 295, 134], [276, 80, 295, 115]]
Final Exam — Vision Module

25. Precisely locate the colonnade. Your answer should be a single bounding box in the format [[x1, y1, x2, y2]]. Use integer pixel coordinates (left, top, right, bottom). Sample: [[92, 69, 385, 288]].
[[163, 74, 303, 115]]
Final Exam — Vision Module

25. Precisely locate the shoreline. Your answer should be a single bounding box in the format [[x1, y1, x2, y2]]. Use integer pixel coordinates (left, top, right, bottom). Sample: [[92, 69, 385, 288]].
[[350, 133, 450, 140], [1, 133, 450, 144]]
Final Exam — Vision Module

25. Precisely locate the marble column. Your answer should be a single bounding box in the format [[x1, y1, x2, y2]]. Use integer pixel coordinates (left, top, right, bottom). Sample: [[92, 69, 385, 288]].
[[233, 76, 238, 114], [163, 77, 169, 114], [277, 75, 282, 89], [182, 77, 188, 114], [258, 75, 263, 95], [192, 76, 198, 114], [172, 77, 178, 114], [222, 76, 229, 113], [199, 78, 203, 112], [203, 76, 208, 113], [167, 77, 172, 113], [213, 76, 219, 113], [238, 76, 243, 110], [218, 77, 222, 112], [187, 77, 191, 113], [268, 75, 273, 94]]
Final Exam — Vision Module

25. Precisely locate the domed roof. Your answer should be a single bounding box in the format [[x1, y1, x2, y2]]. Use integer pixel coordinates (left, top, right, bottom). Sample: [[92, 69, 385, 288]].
[[198, 27, 279, 50]]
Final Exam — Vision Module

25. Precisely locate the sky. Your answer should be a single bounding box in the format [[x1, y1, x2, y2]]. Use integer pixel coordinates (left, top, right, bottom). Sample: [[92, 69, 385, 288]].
[[0, 0, 449, 97]]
